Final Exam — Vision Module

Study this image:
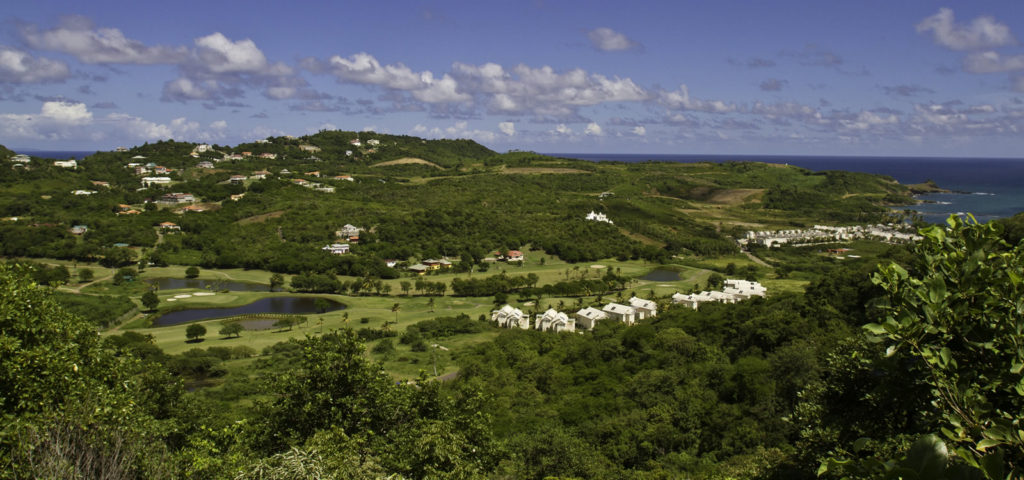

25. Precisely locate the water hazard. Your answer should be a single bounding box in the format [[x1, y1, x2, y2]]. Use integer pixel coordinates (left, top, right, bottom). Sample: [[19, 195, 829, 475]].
[[639, 269, 681, 282], [152, 296, 344, 326]]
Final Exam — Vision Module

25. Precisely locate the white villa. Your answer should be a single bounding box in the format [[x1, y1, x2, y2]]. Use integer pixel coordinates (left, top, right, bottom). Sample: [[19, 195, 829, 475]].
[[573, 307, 609, 330], [142, 176, 172, 186], [585, 211, 613, 224], [535, 309, 575, 333], [628, 296, 658, 319], [54, 159, 77, 168], [602, 302, 637, 325], [322, 243, 350, 255], [11, 154, 30, 163], [492, 304, 530, 329], [673, 279, 767, 309], [336, 224, 363, 239]]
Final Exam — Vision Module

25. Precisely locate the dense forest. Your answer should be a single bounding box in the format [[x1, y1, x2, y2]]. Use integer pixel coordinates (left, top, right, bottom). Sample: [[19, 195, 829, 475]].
[[2, 218, 1022, 478], [2, 136, 1019, 478]]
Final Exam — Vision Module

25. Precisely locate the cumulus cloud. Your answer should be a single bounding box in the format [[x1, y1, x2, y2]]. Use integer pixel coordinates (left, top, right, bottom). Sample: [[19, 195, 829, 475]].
[[21, 15, 188, 64], [499, 121, 515, 136], [632, 125, 646, 136], [584, 122, 603, 135], [916, 8, 1016, 51], [451, 61, 648, 116], [657, 85, 737, 113], [587, 27, 641, 52], [963, 51, 1024, 73], [553, 124, 572, 135], [194, 33, 274, 74], [0, 46, 70, 83]]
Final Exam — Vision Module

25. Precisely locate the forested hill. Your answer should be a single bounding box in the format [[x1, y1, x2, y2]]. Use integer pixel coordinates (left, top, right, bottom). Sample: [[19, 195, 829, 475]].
[[0, 132, 915, 271], [0, 144, 14, 159]]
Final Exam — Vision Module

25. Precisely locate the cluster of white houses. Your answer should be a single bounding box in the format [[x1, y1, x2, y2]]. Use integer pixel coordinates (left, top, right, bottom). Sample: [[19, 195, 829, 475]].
[[491, 296, 658, 333], [739, 224, 921, 248], [585, 211, 613, 224], [671, 279, 767, 309]]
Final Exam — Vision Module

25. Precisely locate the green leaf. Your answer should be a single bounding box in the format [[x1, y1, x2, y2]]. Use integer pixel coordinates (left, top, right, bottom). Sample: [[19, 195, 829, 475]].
[[853, 437, 871, 452], [864, 323, 887, 335], [901, 434, 947, 479], [939, 347, 951, 367], [976, 438, 1001, 451]]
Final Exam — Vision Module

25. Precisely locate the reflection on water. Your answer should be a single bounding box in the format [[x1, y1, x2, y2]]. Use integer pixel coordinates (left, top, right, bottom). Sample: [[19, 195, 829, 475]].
[[153, 296, 344, 326]]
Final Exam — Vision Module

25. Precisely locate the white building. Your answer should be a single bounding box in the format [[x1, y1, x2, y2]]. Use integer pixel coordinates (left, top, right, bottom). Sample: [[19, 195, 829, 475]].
[[535, 309, 575, 333], [628, 296, 658, 319], [573, 307, 609, 330], [322, 243, 350, 255], [585, 211, 613, 224], [141, 176, 172, 186], [602, 302, 636, 325], [673, 279, 767, 309], [492, 304, 530, 329], [722, 279, 767, 300], [11, 154, 30, 163], [53, 160, 77, 168]]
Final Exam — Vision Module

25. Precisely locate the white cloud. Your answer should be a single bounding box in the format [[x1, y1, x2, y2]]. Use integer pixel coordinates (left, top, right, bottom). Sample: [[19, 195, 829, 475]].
[[499, 121, 515, 136], [0, 101, 223, 143], [658, 85, 737, 113], [584, 122, 603, 135], [963, 51, 1024, 73], [916, 8, 1016, 51], [0, 46, 70, 83], [21, 15, 187, 64], [194, 33, 272, 74], [587, 27, 641, 52], [42, 101, 93, 124], [412, 124, 428, 133], [553, 124, 572, 135], [632, 126, 646, 136], [210, 120, 228, 130]]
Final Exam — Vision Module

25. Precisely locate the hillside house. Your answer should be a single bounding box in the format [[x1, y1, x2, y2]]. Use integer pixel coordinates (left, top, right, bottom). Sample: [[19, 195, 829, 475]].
[[224, 153, 244, 161], [153, 166, 172, 174], [322, 243, 350, 255], [54, 160, 77, 168], [366, 139, 381, 146], [141, 177, 171, 186], [11, 154, 30, 163], [299, 144, 321, 152], [159, 222, 180, 230], [492, 304, 530, 329], [159, 192, 195, 204], [506, 250, 525, 262], [230, 193, 246, 201], [72, 190, 97, 196], [251, 170, 270, 179], [573, 307, 609, 330], [229, 175, 247, 184], [91, 180, 110, 188], [195, 144, 211, 153], [70, 225, 88, 235], [722, 279, 767, 300], [408, 264, 428, 275], [196, 161, 215, 169], [422, 259, 451, 270], [602, 302, 637, 325], [334, 175, 354, 182], [585, 211, 613, 224], [628, 296, 658, 319], [260, 153, 278, 159], [305, 171, 321, 178], [535, 309, 576, 333], [181, 205, 206, 213]]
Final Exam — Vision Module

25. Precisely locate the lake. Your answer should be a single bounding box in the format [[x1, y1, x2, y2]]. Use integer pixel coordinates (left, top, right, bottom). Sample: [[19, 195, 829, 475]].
[[152, 296, 345, 326], [147, 277, 269, 292], [640, 268, 681, 282]]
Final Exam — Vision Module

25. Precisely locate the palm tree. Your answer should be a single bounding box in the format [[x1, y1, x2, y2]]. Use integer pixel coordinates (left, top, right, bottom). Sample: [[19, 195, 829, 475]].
[[427, 297, 435, 313], [391, 302, 401, 326]]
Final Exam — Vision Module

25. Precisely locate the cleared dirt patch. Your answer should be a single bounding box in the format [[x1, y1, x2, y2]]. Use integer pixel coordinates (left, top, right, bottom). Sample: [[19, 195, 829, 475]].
[[237, 210, 285, 224], [708, 188, 764, 205], [501, 167, 590, 174], [372, 157, 443, 169]]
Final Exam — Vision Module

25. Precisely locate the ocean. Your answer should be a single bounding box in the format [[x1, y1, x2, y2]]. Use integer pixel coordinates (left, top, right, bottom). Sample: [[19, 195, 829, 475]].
[[551, 153, 1024, 224]]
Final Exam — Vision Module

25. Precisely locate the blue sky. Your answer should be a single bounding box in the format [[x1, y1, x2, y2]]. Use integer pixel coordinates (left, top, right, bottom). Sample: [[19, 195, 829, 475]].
[[2, 1, 1023, 157]]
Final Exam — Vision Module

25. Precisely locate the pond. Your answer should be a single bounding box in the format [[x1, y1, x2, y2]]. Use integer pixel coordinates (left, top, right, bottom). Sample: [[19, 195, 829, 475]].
[[152, 296, 345, 326], [639, 268, 681, 282], [147, 277, 269, 292]]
